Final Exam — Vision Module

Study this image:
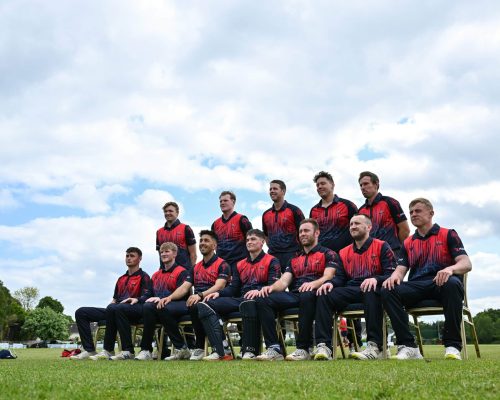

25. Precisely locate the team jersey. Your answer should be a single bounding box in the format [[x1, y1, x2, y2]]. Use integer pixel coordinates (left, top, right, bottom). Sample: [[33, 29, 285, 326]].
[[309, 195, 358, 252], [285, 245, 339, 292], [358, 193, 407, 251], [333, 238, 396, 287], [187, 254, 230, 292], [220, 251, 281, 297], [262, 201, 305, 254], [400, 224, 467, 281], [211, 212, 252, 266], [150, 263, 190, 299], [113, 268, 151, 303], [156, 219, 196, 267]]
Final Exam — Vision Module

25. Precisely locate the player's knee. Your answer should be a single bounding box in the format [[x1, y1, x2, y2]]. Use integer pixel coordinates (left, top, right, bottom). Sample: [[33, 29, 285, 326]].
[[197, 301, 216, 319], [239, 300, 257, 317]]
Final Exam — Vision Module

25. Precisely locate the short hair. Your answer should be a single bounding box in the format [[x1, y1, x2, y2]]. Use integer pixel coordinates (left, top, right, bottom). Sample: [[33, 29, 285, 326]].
[[358, 171, 379, 187], [162, 201, 179, 213], [409, 198, 434, 211], [126, 247, 142, 257], [352, 213, 372, 226], [199, 229, 218, 243], [219, 191, 236, 202], [246, 228, 266, 240], [299, 218, 320, 232], [159, 242, 178, 253], [313, 171, 334, 184], [270, 179, 286, 191]]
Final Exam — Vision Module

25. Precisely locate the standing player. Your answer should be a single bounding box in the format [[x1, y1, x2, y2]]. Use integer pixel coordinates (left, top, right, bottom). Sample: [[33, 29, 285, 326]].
[[382, 198, 472, 360], [255, 219, 338, 361], [358, 171, 410, 256], [314, 214, 396, 360], [198, 229, 280, 360], [135, 242, 193, 361], [185, 230, 231, 360], [310, 171, 358, 253], [70, 247, 151, 360], [262, 180, 305, 271], [211, 191, 253, 271], [156, 201, 197, 269]]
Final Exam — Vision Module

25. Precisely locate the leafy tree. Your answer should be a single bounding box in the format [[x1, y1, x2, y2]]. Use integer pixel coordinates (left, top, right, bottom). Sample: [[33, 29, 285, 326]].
[[0, 281, 26, 340], [37, 296, 64, 314], [474, 309, 500, 344], [22, 307, 69, 341], [13, 286, 40, 311]]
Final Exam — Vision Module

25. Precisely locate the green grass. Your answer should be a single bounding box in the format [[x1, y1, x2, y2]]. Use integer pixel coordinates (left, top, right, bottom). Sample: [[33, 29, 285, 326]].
[[0, 345, 498, 399]]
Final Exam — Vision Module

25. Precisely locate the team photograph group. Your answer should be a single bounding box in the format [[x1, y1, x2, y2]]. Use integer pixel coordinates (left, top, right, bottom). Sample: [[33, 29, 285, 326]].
[[70, 170, 472, 362]]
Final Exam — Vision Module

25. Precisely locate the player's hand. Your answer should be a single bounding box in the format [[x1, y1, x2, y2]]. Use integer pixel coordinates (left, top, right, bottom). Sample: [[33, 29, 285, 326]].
[[360, 278, 378, 292], [244, 290, 260, 300], [157, 297, 172, 309], [316, 282, 333, 296], [298, 282, 316, 292], [186, 294, 200, 307], [146, 297, 160, 303], [259, 286, 273, 297], [120, 297, 138, 305], [382, 274, 401, 290], [434, 267, 453, 286], [204, 292, 219, 301]]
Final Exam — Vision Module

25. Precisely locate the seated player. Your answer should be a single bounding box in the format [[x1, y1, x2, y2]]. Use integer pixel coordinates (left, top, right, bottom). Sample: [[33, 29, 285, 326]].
[[382, 198, 472, 360], [198, 229, 280, 360], [70, 247, 151, 360], [135, 242, 193, 361], [255, 219, 338, 361], [314, 214, 396, 360], [185, 230, 231, 360]]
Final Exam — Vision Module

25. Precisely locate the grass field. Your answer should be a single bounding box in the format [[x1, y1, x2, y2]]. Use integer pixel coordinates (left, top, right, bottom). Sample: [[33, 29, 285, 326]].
[[0, 345, 498, 399]]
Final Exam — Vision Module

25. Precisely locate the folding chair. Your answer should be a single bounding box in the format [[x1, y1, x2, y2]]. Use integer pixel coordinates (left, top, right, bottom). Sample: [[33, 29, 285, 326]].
[[277, 307, 299, 357], [222, 312, 243, 358], [332, 303, 389, 360], [406, 273, 480, 359], [93, 320, 122, 351], [177, 315, 209, 354]]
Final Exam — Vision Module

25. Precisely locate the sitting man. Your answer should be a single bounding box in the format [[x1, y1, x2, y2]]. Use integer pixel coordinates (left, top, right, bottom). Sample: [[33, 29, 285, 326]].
[[185, 230, 231, 360], [135, 242, 193, 361], [314, 214, 396, 360], [70, 247, 151, 360], [199, 229, 281, 360], [256, 218, 338, 361], [382, 198, 472, 360]]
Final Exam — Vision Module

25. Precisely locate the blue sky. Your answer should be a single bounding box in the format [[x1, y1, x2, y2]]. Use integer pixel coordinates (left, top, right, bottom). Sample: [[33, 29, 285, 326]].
[[1, 0, 499, 317]]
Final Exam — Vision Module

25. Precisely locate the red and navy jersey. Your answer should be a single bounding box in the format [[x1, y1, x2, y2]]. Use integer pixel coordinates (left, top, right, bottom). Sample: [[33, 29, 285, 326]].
[[333, 238, 396, 287], [359, 193, 407, 251], [156, 219, 196, 267], [211, 212, 252, 266], [220, 252, 280, 297], [262, 201, 305, 254], [113, 268, 152, 303], [309, 195, 358, 252], [187, 254, 230, 292], [400, 224, 468, 281], [151, 263, 190, 299], [285, 245, 339, 292]]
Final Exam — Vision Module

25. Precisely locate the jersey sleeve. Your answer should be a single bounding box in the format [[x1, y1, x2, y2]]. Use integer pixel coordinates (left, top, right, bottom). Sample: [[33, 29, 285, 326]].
[[268, 257, 281, 285], [378, 242, 397, 283], [176, 269, 189, 288], [324, 249, 340, 269], [331, 257, 347, 287], [239, 215, 253, 236], [385, 197, 407, 224], [447, 229, 468, 258], [346, 200, 358, 219], [219, 265, 240, 297], [262, 213, 268, 236], [185, 225, 196, 246], [217, 261, 231, 280], [138, 273, 153, 303], [292, 206, 305, 229]]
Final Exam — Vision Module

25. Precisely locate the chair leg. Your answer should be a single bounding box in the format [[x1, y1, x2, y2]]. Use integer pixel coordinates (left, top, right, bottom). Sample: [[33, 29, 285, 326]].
[[347, 319, 360, 351], [465, 311, 481, 358], [156, 327, 164, 361], [332, 316, 341, 360], [223, 322, 236, 358], [382, 312, 388, 359], [460, 318, 468, 360], [412, 315, 424, 357], [276, 319, 287, 357]]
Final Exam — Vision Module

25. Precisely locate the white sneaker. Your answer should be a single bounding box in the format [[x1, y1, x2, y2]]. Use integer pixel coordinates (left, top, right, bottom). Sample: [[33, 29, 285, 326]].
[[256, 348, 284, 361], [202, 352, 233, 361], [69, 350, 95, 360], [89, 350, 114, 360], [242, 352, 256, 360], [135, 350, 152, 361], [189, 348, 205, 361], [393, 345, 423, 360], [350, 341, 381, 360], [164, 347, 191, 361], [313, 343, 332, 361], [109, 351, 134, 361], [285, 348, 311, 361], [444, 346, 462, 360]]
